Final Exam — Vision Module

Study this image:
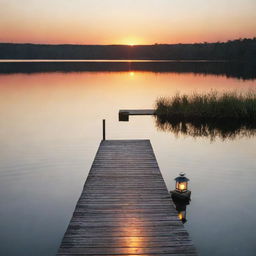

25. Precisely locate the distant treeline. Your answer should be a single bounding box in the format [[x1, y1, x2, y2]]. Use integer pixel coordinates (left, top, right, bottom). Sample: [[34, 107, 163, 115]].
[[0, 38, 255, 60]]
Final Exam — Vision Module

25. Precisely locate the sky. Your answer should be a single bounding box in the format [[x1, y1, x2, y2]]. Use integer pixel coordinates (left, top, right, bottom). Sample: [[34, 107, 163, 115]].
[[0, 0, 255, 45]]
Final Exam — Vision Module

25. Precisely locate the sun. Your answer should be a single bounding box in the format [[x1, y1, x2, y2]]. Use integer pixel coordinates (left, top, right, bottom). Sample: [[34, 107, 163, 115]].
[[120, 37, 142, 46], [124, 40, 137, 46]]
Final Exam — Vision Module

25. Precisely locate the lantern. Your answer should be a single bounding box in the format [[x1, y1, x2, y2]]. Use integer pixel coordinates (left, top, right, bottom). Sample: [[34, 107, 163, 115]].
[[175, 172, 189, 193]]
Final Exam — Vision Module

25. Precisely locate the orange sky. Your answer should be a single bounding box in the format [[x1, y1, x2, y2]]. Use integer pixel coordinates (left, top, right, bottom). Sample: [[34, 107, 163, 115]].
[[0, 0, 255, 45]]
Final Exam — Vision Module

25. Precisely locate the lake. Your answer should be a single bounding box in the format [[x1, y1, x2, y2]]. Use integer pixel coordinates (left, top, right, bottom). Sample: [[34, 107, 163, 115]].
[[0, 61, 256, 255]]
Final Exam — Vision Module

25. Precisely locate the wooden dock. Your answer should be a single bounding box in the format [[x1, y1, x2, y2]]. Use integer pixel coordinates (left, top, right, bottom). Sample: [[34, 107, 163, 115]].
[[57, 140, 196, 255]]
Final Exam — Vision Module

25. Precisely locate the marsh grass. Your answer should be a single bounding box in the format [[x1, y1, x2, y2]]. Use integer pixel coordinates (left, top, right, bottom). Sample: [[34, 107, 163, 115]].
[[156, 90, 256, 122], [155, 90, 256, 140]]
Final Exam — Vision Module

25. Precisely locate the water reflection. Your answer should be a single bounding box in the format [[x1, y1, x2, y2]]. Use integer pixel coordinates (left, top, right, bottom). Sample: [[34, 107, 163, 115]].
[[155, 117, 256, 141], [0, 70, 256, 256], [172, 197, 190, 224], [0, 61, 256, 80]]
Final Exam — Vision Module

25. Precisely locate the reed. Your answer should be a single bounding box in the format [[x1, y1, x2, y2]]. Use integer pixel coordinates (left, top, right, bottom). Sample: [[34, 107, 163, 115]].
[[155, 90, 256, 122]]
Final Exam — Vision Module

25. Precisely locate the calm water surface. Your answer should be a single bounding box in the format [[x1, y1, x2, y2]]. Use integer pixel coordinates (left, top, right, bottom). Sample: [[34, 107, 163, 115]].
[[0, 69, 255, 255]]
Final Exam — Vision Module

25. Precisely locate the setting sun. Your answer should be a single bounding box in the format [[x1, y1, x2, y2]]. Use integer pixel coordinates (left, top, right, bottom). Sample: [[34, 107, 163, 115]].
[[120, 37, 143, 46]]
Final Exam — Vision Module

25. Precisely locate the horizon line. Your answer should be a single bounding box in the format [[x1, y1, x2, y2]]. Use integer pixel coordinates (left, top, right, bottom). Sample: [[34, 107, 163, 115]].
[[0, 37, 255, 47]]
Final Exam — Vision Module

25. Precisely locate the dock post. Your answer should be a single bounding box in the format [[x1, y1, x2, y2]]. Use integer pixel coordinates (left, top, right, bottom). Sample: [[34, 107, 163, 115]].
[[102, 119, 106, 140]]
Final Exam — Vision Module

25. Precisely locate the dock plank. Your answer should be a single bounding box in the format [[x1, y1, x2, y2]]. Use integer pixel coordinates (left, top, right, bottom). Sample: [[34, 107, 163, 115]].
[[57, 140, 196, 255]]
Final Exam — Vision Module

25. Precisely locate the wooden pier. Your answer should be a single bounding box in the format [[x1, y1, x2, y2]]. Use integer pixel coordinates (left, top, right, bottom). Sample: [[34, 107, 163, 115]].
[[57, 140, 196, 255]]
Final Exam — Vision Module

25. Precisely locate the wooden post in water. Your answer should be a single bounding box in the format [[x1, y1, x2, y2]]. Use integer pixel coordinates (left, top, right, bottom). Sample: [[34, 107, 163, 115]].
[[102, 119, 106, 140]]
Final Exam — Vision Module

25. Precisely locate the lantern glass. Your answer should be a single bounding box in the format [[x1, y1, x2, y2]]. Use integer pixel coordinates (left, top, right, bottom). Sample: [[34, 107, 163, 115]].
[[176, 181, 188, 192]]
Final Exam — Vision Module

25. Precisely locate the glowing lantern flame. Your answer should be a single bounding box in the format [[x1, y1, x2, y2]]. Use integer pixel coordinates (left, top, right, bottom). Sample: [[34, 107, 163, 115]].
[[179, 183, 185, 191]]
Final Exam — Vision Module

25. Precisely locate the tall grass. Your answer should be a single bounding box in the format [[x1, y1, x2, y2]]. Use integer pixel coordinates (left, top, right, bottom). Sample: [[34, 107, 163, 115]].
[[155, 91, 256, 122], [155, 91, 256, 140]]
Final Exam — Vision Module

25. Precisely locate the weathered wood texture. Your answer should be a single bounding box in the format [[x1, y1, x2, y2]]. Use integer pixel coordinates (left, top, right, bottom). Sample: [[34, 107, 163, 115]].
[[119, 109, 155, 115], [57, 140, 196, 256]]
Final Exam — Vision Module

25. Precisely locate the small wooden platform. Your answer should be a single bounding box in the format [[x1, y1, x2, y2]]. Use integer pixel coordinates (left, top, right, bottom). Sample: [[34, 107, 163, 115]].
[[57, 140, 196, 255], [119, 110, 155, 121]]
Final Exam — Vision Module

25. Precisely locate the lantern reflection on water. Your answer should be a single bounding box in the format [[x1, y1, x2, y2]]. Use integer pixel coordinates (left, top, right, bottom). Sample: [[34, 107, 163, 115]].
[[178, 211, 186, 223], [175, 199, 189, 224]]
